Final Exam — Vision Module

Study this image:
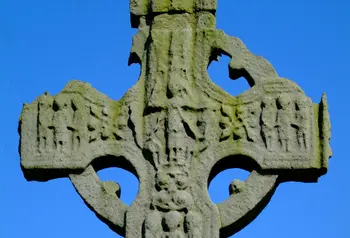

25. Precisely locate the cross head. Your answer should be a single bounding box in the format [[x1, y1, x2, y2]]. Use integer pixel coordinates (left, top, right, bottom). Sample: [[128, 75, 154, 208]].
[[19, 0, 332, 237]]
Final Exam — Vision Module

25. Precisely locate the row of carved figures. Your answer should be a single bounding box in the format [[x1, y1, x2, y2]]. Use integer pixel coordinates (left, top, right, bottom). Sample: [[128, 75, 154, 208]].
[[36, 93, 312, 153], [36, 95, 128, 152], [220, 95, 312, 152]]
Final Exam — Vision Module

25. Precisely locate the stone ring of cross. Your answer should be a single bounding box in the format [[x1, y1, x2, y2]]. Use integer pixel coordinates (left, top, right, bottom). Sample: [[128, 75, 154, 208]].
[[19, 1, 331, 237]]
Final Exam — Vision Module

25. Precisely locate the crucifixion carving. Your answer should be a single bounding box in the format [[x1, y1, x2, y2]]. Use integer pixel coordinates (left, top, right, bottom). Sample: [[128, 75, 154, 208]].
[[19, 1, 332, 237]]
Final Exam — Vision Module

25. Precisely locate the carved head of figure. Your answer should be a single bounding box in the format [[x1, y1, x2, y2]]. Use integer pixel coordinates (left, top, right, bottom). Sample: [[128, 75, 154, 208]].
[[53, 94, 71, 111], [276, 94, 291, 110], [295, 98, 309, 111], [262, 96, 275, 109], [38, 92, 53, 111]]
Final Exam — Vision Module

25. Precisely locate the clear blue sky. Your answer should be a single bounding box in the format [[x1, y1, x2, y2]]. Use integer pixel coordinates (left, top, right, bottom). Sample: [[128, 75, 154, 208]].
[[1, 0, 349, 237]]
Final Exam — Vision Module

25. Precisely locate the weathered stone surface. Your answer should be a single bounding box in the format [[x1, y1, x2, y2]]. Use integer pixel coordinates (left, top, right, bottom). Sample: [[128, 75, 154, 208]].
[[19, 0, 332, 237]]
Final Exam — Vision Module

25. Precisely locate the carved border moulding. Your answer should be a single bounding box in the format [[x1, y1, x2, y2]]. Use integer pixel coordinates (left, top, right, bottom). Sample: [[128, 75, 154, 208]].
[[19, 0, 332, 237]]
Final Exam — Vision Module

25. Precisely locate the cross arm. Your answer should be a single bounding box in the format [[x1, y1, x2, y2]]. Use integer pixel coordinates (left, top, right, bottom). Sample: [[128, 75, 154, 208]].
[[19, 80, 134, 181]]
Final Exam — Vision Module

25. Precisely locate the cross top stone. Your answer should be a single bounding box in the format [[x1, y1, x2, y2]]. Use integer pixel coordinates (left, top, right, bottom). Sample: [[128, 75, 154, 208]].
[[130, 0, 217, 27], [130, 0, 216, 16], [19, 1, 331, 237]]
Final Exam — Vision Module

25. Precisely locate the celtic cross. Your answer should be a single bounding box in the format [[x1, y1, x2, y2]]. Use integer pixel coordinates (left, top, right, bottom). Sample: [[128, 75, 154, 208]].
[[19, 0, 332, 237]]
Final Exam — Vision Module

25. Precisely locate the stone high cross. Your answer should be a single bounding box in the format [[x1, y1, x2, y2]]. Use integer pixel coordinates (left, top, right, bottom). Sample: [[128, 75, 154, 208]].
[[19, 0, 332, 237]]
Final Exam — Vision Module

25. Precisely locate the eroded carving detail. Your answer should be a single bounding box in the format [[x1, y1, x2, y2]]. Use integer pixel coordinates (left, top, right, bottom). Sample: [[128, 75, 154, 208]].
[[293, 98, 310, 149], [261, 97, 276, 151], [71, 96, 87, 151], [37, 93, 54, 152], [276, 95, 292, 151]]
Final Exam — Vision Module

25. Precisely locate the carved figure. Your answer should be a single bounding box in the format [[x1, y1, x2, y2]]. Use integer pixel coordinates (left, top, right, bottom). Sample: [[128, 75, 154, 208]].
[[185, 211, 203, 238], [145, 210, 162, 238], [87, 104, 100, 143], [261, 97, 276, 151], [163, 211, 185, 237], [101, 106, 111, 140], [233, 108, 244, 139], [37, 92, 54, 152], [245, 101, 261, 142], [219, 105, 233, 141], [52, 95, 73, 152], [113, 106, 129, 141], [180, 109, 206, 143], [71, 97, 86, 151], [276, 95, 292, 152], [144, 110, 167, 167], [234, 102, 261, 142], [294, 99, 309, 149]]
